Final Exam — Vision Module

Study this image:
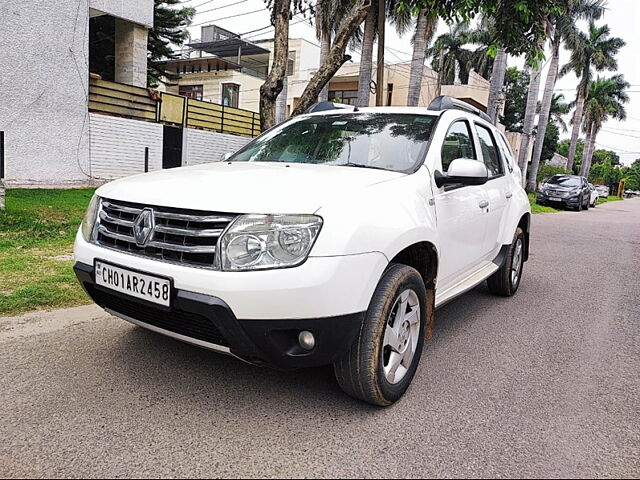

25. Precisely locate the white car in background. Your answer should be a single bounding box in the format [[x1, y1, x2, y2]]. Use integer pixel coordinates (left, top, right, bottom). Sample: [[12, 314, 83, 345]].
[[589, 183, 599, 207], [74, 97, 531, 406], [595, 185, 610, 198]]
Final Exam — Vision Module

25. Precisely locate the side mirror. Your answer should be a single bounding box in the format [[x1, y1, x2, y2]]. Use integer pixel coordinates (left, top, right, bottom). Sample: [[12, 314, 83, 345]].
[[221, 152, 233, 161], [434, 158, 489, 188]]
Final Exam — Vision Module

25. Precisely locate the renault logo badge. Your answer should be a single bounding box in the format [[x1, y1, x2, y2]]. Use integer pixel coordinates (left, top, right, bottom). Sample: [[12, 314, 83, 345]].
[[132, 208, 154, 247]]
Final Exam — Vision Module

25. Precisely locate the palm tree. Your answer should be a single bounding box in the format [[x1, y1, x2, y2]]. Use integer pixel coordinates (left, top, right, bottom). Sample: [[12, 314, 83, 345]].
[[356, 2, 378, 106], [388, 2, 438, 107], [579, 75, 629, 178], [315, 0, 360, 102], [426, 23, 478, 86], [516, 52, 543, 180], [546, 93, 570, 132], [561, 21, 625, 171], [529, 0, 605, 182], [405, 10, 439, 106]]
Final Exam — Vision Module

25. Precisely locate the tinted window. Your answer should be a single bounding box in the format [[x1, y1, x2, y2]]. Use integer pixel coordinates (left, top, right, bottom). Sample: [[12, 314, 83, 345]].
[[441, 121, 476, 172], [475, 125, 503, 177], [230, 113, 437, 173]]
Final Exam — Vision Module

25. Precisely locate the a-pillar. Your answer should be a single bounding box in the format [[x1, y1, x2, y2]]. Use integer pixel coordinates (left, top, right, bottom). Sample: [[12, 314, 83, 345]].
[[114, 18, 148, 87]]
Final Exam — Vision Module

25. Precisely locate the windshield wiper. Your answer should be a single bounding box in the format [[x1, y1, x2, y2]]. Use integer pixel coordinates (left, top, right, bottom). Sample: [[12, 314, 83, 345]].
[[341, 163, 391, 171]]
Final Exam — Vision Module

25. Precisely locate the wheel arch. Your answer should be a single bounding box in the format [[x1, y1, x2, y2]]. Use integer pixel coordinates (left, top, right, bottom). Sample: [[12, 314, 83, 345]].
[[389, 241, 439, 291], [517, 212, 531, 262]]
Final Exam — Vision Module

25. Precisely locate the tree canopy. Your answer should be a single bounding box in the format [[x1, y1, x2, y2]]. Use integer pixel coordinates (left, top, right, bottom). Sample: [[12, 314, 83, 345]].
[[398, 0, 565, 59]]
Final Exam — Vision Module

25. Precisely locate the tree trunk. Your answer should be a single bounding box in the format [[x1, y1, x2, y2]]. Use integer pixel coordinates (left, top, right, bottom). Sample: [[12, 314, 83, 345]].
[[275, 74, 288, 124], [318, 31, 331, 102], [407, 9, 433, 107], [487, 48, 507, 124], [291, 0, 371, 116], [527, 30, 560, 192], [517, 61, 543, 186], [259, 0, 291, 131], [357, 5, 376, 107], [580, 122, 597, 178], [566, 92, 585, 173]]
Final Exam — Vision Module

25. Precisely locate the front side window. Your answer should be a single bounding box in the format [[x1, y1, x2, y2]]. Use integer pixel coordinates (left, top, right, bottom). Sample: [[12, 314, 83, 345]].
[[441, 121, 476, 172], [229, 113, 437, 173], [222, 83, 239, 108], [475, 125, 503, 177]]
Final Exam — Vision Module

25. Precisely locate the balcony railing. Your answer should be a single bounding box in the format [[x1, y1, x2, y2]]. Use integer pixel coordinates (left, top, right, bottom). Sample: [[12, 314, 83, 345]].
[[88, 77, 261, 137]]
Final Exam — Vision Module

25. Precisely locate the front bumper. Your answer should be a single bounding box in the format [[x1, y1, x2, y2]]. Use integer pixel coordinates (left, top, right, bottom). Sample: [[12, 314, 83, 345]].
[[536, 193, 581, 208], [74, 262, 365, 369]]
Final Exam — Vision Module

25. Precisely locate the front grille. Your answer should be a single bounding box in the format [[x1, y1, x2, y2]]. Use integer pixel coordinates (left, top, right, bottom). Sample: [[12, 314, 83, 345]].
[[89, 286, 230, 347], [95, 198, 237, 268]]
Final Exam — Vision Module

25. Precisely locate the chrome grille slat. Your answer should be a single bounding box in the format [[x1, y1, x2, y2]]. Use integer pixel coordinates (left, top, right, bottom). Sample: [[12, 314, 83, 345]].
[[154, 211, 235, 223], [99, 211, 134, 227], [95, 199, 237, 269], [154, 225, 224, 237], [102, 200, 143, 216]]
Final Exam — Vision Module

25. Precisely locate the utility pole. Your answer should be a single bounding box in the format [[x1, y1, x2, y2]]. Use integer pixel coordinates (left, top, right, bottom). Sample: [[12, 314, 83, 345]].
[[375, 0, 385, 106]]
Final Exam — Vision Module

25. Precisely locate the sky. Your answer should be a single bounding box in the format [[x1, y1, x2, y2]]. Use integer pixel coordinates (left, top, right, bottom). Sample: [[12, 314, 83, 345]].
[[185, 0, 640, 166]]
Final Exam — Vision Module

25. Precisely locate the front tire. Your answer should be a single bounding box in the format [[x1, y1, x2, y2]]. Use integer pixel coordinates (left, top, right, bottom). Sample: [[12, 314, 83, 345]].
[[577, 196, 583, 212], [334, 264, 427, 406], [487, 227, 525, 297]]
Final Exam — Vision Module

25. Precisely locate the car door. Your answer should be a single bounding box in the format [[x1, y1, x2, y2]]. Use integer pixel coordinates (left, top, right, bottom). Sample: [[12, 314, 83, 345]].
[[432, 119, 490, 288], [474, 123, 509, 258]]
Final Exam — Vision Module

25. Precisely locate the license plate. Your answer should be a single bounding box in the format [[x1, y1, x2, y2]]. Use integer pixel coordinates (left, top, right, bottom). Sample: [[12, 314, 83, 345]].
[[549, 197, 562, 202], [95, 260, 172, 307]]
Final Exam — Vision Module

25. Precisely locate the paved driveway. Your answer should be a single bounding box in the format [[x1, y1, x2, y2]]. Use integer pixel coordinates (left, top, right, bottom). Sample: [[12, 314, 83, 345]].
[[1, 200, 639, 478]]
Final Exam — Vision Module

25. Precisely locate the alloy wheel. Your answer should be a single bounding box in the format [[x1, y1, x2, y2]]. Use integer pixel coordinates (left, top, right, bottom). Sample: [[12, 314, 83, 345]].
[[382, 289, 421, 385]]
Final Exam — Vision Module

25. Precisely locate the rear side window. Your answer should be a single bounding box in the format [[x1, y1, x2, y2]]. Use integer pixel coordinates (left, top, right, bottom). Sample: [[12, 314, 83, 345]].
[[475, 125, 503, 178], [495, 132, 514, 172], [441, 121, 476, 172]]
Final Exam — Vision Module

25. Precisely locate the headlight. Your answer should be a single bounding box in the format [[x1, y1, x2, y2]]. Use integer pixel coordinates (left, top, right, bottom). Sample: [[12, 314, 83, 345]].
[[219, 214, 323, 271], [81, 195, 100, 242]]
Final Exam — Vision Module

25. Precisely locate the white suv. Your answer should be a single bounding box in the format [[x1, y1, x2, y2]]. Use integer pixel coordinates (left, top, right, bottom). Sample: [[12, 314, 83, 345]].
[[74, 98, 531, 406]]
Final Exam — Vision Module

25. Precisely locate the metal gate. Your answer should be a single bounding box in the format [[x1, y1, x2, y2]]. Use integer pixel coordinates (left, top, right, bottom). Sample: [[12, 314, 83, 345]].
[[162, 126, 183, 169]]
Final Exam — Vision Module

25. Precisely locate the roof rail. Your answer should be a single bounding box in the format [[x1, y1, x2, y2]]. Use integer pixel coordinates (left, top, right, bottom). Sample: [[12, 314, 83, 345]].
[[427, 96, 492, 123], [305, 101, 355, 114]]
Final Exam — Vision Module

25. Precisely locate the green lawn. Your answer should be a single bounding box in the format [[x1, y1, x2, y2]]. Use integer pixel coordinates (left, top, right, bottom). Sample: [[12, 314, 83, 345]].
[[597, 195, 623, 204], [0, 189, 96, 316], [528, 193, 561, 214]]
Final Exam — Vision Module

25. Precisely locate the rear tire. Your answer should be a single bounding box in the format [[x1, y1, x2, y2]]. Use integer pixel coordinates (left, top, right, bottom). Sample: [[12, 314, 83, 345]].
[[334, 264, 427, 407], [487, 227, 525, 297]]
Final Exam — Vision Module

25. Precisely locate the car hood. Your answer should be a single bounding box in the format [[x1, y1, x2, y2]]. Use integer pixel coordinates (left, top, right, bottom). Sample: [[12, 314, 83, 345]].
[[96, 162, 406, 214]]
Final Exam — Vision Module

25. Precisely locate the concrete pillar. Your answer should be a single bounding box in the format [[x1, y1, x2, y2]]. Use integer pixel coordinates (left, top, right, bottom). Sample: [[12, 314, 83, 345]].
[[0, 180, 5, 210], [114, 18, 148, 87]]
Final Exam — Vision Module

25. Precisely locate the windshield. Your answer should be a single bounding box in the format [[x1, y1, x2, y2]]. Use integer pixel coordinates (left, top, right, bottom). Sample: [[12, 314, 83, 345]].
[[546, 175, 582, 187], [228, 113, 437, 172]]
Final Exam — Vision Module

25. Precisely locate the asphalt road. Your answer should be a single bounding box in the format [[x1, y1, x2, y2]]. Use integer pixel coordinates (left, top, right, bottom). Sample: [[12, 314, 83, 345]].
[[1, 199, 639, 478]]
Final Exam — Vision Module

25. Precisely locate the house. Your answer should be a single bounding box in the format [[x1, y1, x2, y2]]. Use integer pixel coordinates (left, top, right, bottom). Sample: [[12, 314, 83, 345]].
[[166, 25, 497, 117], [0, 0, 155, 186], [165, 25, 321, 119], [547, 153, 569, 169]]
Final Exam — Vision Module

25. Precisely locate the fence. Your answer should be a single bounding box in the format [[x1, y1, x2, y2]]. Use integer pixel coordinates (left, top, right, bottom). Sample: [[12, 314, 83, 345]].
[[88, 78, 261, 138]]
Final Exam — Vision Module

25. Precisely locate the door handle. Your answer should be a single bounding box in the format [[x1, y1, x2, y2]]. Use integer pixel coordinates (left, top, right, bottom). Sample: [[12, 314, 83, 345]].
[[479, 200, 489, 209], [506, 191, 513, 199]]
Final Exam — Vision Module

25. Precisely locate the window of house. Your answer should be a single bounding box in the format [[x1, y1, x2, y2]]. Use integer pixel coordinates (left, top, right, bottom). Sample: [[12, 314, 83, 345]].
[[328, 90, 358, 105], [441, 121, 476, 172], [222, 83, 240, 108], [475, 124, 504, 177], [287, 52, 296, 75], [179, 85, 203, 101]]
